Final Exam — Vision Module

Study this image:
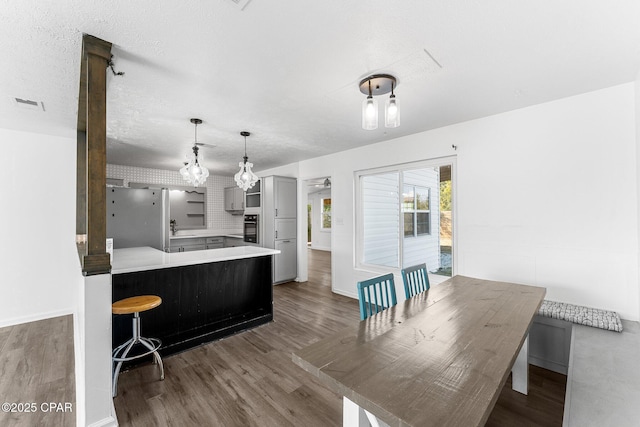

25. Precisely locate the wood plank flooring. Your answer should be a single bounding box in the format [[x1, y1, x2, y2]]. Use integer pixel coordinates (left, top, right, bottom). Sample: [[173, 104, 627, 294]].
[[114, 249, 566, 426], [0, 315, 75, 427]]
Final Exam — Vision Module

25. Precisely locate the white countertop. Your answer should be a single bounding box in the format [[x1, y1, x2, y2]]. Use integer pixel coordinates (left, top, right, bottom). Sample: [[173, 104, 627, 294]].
[[112, 246, 280, 274]]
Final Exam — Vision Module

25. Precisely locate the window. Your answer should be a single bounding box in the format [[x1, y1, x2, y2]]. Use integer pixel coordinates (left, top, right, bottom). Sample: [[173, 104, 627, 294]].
[[403, 186, 430, 237], [357, 158, 454, 276], [321, 198, 332, 229]]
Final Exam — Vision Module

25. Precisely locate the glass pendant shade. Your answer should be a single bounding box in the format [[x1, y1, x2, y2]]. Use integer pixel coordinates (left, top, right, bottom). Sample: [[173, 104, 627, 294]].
[[234, 131, 259, 191], [179, 119, 209, 187], [180, 146, 209, 187], [362, 95, 378, 130], [234, 158, 259, 191], [385, 94, 400, 128]]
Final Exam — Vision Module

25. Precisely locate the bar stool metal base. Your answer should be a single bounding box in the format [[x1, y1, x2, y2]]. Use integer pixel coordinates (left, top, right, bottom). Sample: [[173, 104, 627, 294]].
[[112, 311, 165, 397]]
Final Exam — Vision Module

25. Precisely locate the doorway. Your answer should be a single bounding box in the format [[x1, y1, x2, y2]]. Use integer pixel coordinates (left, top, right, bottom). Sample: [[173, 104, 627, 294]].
[[355, 157, 455, 282], [305, 177, 332, 252], [303, 177, 332, 286], [436, 164, 452, 276]]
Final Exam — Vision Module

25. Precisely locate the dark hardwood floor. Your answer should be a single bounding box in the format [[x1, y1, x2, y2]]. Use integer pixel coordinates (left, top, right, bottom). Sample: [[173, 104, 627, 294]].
[[114, 249, 566, 426], [0, 315, 75, 427]]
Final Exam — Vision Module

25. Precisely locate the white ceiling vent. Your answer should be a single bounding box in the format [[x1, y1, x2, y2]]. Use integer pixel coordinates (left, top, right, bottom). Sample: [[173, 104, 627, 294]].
[[229, 0, 252, 11], [13, 97, 45, 112]]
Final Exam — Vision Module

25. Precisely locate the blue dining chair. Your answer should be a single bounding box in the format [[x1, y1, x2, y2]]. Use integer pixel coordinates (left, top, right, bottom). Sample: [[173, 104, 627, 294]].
[[401, 263, 430, 299], [357, 273, 397, 320]]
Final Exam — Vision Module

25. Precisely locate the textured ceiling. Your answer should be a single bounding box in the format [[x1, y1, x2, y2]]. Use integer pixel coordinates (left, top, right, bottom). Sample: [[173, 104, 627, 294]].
[[2, 1, 640, 175]]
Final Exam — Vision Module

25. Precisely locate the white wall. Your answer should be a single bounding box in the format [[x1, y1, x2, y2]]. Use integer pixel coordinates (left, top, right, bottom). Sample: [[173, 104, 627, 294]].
[[76, 273, 116, 427], [0, 128, 116, 426], [456, 84, 637, 320], [636, 70, 640, 321], [0, 128, 81, 326], [262, 83, 640, 320]]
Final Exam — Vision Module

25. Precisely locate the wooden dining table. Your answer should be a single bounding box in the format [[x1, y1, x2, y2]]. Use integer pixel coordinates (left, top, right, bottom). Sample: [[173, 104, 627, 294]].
[[292, 275, 546, 427]]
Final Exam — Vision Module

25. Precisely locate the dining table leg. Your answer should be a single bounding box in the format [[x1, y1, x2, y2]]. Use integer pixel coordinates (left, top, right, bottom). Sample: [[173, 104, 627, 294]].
[[343, 396, 374, 427], [511, 335, 529, 395]]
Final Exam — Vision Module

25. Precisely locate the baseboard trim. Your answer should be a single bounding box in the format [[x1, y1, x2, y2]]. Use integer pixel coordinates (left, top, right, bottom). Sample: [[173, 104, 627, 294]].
[[0, 308, 74, 328], [331, 287, 357, 300], [88, 415, 118, 427]]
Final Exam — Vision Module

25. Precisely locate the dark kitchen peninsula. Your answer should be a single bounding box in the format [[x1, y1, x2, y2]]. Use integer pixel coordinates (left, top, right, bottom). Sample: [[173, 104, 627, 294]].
[[111, 246, 279, 357]]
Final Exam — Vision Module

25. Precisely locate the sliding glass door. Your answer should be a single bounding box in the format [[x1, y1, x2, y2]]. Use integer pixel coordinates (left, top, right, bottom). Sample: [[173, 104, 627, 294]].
[[357, 158, 454, 277]]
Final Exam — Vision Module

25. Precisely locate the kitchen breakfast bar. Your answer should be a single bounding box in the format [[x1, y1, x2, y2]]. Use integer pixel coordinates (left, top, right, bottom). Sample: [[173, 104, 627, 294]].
[[111, 246, 280, 357]]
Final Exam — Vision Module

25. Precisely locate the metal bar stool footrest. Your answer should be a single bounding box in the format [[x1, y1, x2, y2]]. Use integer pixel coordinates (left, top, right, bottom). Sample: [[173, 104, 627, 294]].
[[112, 337, 162, 362]]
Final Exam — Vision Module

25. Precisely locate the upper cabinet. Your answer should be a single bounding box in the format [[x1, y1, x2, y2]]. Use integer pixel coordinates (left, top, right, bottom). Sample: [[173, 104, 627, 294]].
[[244, 180, 261, 213], [224, 186, 245, 214], [274, 177, 296, 218], [263, 175, 297, 225]]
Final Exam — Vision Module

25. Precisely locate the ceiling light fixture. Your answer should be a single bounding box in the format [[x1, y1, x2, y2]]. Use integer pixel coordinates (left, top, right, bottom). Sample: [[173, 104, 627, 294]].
[[234, 131, 258, 191], [179, 118, 209, 187], [359, 74, 399, 130]]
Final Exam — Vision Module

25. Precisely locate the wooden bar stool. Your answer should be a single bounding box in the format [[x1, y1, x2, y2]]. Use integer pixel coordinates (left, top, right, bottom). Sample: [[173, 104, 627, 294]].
[[112, 295, 165, 397]]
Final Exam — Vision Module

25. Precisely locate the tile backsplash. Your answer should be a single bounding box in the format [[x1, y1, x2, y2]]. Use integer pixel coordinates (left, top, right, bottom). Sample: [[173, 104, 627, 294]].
[[107, 164, 243, 231]]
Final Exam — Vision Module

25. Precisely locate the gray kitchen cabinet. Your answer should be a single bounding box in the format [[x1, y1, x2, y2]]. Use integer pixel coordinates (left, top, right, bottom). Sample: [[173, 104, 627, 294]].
[[528, 315, 572, 375], [205, 236, 224, 249], [274, 238, 297, 283], [244, 179, 261, 212], [224, 236, 244, 247], [224, 186, 245, 214], [170, 237, 206, 252], [274, 177, 296, 218], [275, 218, 296, 240], [181, 244, 206, 252], [263, 176, 297, 283]]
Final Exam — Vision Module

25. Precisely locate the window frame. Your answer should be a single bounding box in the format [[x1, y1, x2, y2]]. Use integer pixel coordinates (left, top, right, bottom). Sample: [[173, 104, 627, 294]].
[[403, 185, 431, 238]]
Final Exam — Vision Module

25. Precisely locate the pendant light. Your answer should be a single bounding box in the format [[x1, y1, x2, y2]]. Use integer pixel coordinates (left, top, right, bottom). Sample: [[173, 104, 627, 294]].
[[385, 81, 400, 128], [362, 80, 378, 130], [234, 131, 259, 191], [359, 74, 399, 130], [179, 118, 210, 187]]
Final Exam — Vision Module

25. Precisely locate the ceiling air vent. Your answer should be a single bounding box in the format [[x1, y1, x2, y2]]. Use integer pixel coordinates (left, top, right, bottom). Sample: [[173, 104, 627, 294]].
[[14, 97, 45, 112], [229, 0, 252, 10]]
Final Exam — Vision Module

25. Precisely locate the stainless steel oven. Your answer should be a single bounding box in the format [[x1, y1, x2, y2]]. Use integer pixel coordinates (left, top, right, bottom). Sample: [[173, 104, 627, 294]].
[[243, 214, 259, 244]]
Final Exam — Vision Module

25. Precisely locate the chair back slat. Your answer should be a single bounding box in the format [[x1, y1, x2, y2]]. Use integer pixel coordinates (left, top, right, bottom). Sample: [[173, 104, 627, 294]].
[[357, 273, 397, 320], [401, 263, 430, 299]]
